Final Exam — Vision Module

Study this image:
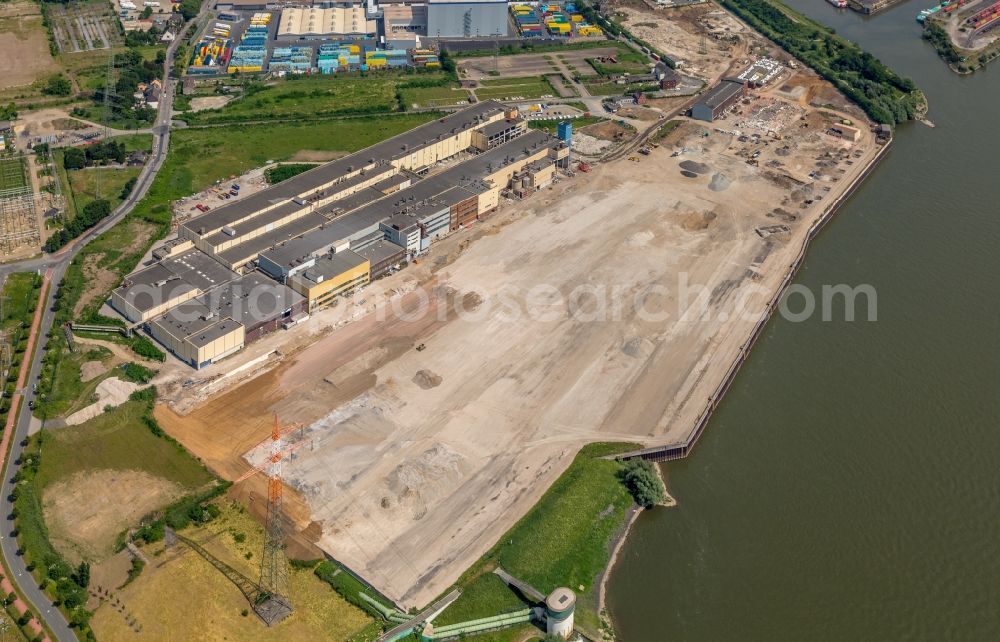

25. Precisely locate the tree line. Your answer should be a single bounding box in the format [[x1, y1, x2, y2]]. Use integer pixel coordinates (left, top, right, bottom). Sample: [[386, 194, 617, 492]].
[[44, 199, 112, 252], [716, 0, 923, 124], [63, 140, 128, 170]]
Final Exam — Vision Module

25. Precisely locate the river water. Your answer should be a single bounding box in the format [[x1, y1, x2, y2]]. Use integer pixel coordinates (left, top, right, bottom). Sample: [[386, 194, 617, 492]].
[[606, 3, 1000, 640]]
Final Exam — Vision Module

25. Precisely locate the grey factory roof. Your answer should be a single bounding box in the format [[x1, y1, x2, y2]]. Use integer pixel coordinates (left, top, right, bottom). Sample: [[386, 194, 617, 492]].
[[202, 272, 304, 329], [115, 248, 236, 313], [180, 101, 507, 238], [372, 173, 412, 192], [695, 78, 745, 111], [246, 131, 559, 271], [355, 239, 406, 266], [480, 118, 521, 138], [298, 250, 369, 284], [188, 319, 243, 348], [216, 211, 329, 267], [149, 273, 302, 342]]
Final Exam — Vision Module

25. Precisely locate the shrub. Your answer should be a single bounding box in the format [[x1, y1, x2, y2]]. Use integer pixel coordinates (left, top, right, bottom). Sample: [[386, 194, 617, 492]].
[[618, 459, 666, 508]]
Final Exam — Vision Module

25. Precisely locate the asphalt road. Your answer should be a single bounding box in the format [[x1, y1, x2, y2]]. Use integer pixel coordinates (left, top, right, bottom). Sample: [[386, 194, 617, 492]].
[[0, 13, 198, 639]]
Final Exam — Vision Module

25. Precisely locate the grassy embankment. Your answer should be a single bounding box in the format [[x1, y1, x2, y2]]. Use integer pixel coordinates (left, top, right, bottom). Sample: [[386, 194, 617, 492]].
[[923, 20, 1000, 73], [716, 0, 923, 124], [437, 443, 640, 639], [0, 273, 41, 437]]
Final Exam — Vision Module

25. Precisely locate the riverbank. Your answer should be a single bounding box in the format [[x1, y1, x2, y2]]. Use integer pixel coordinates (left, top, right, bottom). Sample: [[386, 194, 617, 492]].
[[612, 129, 894, 465]]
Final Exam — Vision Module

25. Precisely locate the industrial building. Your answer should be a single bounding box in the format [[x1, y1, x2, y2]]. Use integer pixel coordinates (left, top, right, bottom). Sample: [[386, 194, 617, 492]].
[[277, 7, 377, 38], [690, 77, 746, 122], [110, 249, 237, 324], [287, 250, 371, 312], [146, 272, 304, 369], [426, 0, 509, 37], [116, 101, 569, 368]]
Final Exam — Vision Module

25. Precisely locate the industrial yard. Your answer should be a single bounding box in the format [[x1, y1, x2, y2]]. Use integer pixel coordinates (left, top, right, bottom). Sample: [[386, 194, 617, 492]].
[[152, 64, 884, 609]]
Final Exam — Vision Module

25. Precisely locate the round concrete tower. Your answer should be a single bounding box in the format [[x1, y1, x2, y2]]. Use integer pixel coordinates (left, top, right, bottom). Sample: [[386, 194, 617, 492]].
[[545, 587, 576, 639]]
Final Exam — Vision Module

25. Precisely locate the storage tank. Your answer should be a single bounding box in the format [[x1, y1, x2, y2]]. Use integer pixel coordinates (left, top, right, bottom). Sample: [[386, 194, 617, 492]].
[[545, 587, 576, 639]]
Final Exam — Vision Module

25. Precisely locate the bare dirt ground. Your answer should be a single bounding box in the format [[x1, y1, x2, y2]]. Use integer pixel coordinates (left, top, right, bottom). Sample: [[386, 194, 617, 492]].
[[186, 95, 232, 112], [44, 469, 185, 562], [74, 219, 157, 316], [459, 48, 616, 81], [613, 2, 757, 81], [0, 1, 59, 89], [64, 377, 143, 426], [159, 74, 881, 608], [288, 150, 349, 162]]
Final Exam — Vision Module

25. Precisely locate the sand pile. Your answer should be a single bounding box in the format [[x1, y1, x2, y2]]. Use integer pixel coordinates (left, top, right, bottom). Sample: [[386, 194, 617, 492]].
[[708, 173, 732, 191], [65, 378, 142, 426], [412, 370, 443, 389], [679, 160, 711, 174]]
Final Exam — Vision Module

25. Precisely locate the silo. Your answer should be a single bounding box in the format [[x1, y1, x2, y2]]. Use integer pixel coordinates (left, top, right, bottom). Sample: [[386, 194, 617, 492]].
[[545, 587, 576, 639], [557, 120, 573, 145]]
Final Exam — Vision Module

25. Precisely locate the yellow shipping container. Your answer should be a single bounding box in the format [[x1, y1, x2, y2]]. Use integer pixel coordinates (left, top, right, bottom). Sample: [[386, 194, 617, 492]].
[[367, 58, 386, 67], [571, 13, 584, 21]]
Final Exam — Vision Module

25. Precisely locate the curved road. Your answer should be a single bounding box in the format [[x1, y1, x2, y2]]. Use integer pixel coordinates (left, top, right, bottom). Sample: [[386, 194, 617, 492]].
[[0, 11, 202, 639]]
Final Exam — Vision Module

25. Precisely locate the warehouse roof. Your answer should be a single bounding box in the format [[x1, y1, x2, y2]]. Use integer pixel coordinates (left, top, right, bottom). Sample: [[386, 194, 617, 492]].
[[115, 249, 236, 314], [203, 272, 304, 330], [149, 273, 301, 343], [299, 251, 369, 284], [225, 128, 557, 275], [181, 101, 506, 239], [480, 118, 522, 137], [695, 78, 745, 111], [188, 318, 243, 348], [355, 239, 406, 266], [216, 211, 329, 268]]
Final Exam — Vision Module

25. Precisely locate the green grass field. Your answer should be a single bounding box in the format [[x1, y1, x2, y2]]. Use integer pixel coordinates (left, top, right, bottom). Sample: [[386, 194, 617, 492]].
[[0, 272, 39, 334], [33, 345, 112, 419], [0, 155, 29, 192], [398, 84, 470, 109], [475, 76, 556, 101], [438, 443, 640, 638], [584, 43, 650, 75], [34, 399, 214, 490], [180, 74, 449, 124], [528, 115, 606, 135], [68, 166, 141, 213], [433, 572, 530, 626]]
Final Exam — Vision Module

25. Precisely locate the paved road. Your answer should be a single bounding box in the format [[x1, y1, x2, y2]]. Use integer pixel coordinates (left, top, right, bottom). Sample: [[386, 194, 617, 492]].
[[0, 12, 200, 639]]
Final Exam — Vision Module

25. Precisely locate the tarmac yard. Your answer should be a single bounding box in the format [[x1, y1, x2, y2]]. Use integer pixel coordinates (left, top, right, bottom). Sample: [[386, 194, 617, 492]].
[[159, 83, 880, 609]]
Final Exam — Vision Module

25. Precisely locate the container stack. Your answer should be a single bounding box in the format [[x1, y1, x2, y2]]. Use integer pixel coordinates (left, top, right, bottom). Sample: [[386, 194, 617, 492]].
[[188, 23, 232, 74], [228, 14, 271, 73], [269, 46, 313, 74], [317, 43, 362, 73], [411, 49, 441, 68]]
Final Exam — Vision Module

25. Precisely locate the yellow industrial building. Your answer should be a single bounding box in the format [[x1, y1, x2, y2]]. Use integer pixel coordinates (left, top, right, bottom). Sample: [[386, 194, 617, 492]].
[[288, 250, 371, 312]]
